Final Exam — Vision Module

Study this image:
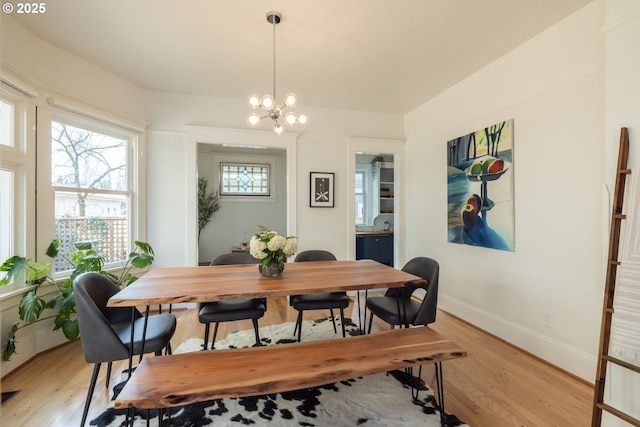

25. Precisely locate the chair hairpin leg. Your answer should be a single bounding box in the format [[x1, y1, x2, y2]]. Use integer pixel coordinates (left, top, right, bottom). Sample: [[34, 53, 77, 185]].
[[211, 322, 220, 349], [339, 307, 346, 337], [296, 310, 304, 342], [106, 361, 112, 388], [329, 309, 337, 333], [202, 323, 210, 350], [252, 318, 261, 346], [80, 363, 101, 427], [435, 362, 446, 427]]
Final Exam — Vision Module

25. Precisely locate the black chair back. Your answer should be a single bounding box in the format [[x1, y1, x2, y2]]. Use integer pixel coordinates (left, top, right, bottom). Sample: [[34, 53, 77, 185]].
[[74, 272, 137, 363], [294, 250, 337, 262], [403, 257, 439, 325], [384, 257, 439, 325], [210, 252, 258, 265]]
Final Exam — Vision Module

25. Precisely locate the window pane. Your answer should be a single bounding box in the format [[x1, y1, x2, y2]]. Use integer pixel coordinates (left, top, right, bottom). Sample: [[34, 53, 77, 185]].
[[0, 169, 14, 269], [0, 99, 14, 147], [220, 163, 270, 195], [54, 191, 129, 272], [51, 121, 127, 191], [355, 172, 363, 193], [355, 171, 365, 225], [355, 194, 364, 225]]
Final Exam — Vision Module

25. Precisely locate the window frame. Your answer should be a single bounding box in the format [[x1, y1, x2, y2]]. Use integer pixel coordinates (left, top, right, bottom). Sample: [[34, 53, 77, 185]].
[[36, 106, 146, 277], [219, 162, 271, 196], [0, 87, 34, 296], [355, 166, 373, 226]]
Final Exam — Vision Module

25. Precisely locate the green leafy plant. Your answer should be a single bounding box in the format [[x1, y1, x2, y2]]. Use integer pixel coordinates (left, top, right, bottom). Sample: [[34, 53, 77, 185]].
[[0, 239, 154, 361], [370, 155, 386, 179], [198, 177, 221, 238]]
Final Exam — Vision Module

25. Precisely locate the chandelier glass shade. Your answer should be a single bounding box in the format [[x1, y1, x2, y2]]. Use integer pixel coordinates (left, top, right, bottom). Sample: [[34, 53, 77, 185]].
[[247, 11, 307, 135]]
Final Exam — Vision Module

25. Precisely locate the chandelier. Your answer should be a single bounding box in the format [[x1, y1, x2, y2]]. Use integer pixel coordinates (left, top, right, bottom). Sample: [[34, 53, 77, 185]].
[[247, 11, 307, 135]]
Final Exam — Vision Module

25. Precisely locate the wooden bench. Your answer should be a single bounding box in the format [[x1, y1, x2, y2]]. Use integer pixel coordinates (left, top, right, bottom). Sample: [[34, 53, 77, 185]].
[[115, 327, 466, 423]]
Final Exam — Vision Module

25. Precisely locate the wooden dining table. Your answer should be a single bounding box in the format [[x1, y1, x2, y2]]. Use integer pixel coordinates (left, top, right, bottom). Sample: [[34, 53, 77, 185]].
[[107, 259, 424, 307]]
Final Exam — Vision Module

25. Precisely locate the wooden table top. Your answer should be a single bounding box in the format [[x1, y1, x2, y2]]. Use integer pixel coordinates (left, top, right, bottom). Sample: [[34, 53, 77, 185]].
[[114, 326, 466, 409], [108, 259, 424, 307]]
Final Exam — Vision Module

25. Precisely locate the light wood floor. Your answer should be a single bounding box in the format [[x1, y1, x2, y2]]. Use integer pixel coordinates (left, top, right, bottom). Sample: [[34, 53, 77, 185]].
[[0, 296, 594, 427]]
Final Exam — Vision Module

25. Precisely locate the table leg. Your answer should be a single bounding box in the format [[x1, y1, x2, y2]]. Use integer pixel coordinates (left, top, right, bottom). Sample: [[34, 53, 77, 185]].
[[356, 290, 369, 335], [138, 306, 150, 362], [128, 307, 135, 380]]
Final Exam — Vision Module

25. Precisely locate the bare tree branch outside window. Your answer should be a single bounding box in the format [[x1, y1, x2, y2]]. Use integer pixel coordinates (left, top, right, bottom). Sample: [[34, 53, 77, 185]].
[[51, 121, 130, 271]]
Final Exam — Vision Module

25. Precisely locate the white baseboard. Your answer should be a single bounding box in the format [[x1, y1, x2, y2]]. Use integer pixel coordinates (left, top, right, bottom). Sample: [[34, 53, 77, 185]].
[[438, 294, 596, 382]]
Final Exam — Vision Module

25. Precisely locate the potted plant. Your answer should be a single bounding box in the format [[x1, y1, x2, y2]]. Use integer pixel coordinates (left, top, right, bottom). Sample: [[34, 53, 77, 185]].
[[198, 177, 221, 238], [0, 239, 154, 361], [249, 226, 297, 277]]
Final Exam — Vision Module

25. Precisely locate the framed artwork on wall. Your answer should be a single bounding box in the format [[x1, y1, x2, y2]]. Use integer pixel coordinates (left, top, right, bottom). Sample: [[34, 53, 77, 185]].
[[310, 172, 334, 208], [446, 118, 515, 251]]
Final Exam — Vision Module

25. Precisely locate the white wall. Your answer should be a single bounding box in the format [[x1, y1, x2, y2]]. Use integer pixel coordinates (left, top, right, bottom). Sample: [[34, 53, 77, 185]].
[[603, 1, 640, 425], [1, 16, 146, 119], [404, 2, 605, 380]]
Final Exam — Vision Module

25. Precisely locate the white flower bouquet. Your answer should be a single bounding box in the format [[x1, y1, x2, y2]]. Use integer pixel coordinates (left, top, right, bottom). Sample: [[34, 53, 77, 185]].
[[249, 226, 297, 266]]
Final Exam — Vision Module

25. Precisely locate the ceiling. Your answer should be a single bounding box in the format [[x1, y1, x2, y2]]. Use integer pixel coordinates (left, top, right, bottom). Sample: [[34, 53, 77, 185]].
[[13, 0, 591, 115]]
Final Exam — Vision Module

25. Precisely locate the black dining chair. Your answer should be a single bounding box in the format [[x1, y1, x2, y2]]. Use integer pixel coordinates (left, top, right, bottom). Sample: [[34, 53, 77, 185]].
[[198, 253, 266, 350], [289, 250, 350, 341], [74, 272, 176, 427], [366, 256, 439, 333]]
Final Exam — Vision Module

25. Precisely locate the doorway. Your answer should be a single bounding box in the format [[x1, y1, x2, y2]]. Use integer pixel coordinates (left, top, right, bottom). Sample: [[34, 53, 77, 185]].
[[355, 152, 395, 266], [197, 144, 287, 265]]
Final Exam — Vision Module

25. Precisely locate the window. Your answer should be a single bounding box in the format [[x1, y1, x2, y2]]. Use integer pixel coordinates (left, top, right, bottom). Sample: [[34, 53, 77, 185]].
[[0, 91, 29, 293], [50, 119, 133, 272], [0, 99, 15, 147], [220, 162, 270, 196], [0, 169, 14, 267], [355, 171, 365, 225]]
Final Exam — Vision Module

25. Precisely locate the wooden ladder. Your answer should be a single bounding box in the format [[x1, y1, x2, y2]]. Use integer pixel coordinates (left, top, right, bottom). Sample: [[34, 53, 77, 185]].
[[591, 127, 640, 427]]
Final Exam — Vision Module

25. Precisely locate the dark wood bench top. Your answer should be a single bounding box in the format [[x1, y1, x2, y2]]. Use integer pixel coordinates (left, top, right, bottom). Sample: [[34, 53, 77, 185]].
[[115, 327, 466, 409]]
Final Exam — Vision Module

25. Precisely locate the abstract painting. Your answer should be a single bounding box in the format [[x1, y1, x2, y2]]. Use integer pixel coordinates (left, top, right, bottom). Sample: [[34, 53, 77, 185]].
[[446, 119, 514, 251]]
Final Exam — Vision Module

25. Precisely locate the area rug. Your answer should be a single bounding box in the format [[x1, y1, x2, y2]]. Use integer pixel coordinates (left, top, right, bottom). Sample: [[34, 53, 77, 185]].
[[91, 318, 468, 427]]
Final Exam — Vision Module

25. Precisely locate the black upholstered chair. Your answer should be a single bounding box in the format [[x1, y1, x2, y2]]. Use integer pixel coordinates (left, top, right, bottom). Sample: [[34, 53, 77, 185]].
[[290, 250, 350, 341], [198, 253, 266, 350], [366, 257, 439, 333], [74, 272, 176, 427]]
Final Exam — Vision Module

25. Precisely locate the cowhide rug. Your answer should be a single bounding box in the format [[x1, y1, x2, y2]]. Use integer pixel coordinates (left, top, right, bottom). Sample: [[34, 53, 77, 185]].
[[91, 317, 468, 427]]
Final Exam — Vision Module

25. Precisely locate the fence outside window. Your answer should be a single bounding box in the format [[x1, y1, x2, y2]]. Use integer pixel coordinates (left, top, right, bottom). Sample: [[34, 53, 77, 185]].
[[54, 217, 128, 272]]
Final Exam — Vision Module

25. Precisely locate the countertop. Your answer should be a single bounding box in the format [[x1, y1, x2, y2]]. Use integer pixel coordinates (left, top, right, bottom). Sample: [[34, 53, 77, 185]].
[[355, 231, 393, 237]]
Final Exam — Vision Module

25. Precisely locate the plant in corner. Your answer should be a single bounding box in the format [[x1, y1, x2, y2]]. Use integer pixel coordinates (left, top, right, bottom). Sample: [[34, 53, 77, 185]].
[[0, 239, 154, 361], [198, 177, 221, 239]]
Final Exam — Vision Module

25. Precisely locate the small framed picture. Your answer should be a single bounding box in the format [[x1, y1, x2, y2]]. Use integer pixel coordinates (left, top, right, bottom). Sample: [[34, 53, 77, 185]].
[[310, 172, 334, 208]]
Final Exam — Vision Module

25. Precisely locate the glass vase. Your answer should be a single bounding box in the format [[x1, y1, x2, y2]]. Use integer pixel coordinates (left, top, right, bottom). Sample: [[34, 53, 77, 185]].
[[259, 261, 285, 277]]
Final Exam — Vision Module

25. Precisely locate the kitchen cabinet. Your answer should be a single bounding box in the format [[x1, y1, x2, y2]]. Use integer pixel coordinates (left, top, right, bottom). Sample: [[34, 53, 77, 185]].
[[377, 163, 394, 215], [356, 232, 393, 266]]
